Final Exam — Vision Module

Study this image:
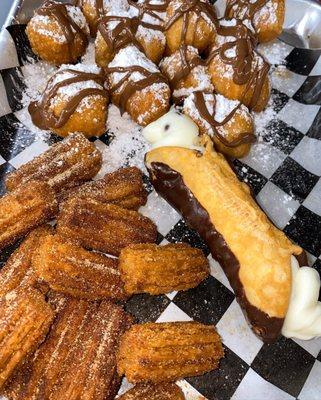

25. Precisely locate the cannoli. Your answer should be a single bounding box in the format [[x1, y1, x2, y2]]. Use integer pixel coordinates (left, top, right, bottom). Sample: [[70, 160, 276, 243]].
[[57, 197, 157, 256], [5, 132, 102, 194], [0, 287, 54, 390], [119, 243, 210, 295], [160, 45, 213, 102], [105, 45, 171, 126], [64, 166, 147, 210], [4, 298, 132, 400], [145, 140, 304, 341], [207, 18, 270, 112], [0, 181, 58, 251], [0, 226, 52, 297], [77, 0, 130, 36], [164, 0, 217, 55], [32, 233, 126, 301], [117, 322, 224, 382], [225, 0, 285, 43], [26, 1, 89, 65], [129, 0, 167, 64], [183, 91, 255, 158], [28, 64, 109, 138], [118, 383, 185, 400]]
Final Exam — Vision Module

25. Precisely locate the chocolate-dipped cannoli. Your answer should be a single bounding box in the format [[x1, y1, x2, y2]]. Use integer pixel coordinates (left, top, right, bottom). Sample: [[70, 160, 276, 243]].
[[160, 46, 213, 102], [26, 1, 89, 65], [207, 18, 270, 112], [183, 91, 255, 158], [145, 140, 303, 341], [105, 45, 171, 126], [28, 64, 109, 138], [164, 0, 217, 55], [225, 0, 285, 43], [77, 0, 129, 36]]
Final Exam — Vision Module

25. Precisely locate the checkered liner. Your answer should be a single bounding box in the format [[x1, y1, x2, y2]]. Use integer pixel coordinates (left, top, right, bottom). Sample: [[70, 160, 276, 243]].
[[1, 8, 321, 400]]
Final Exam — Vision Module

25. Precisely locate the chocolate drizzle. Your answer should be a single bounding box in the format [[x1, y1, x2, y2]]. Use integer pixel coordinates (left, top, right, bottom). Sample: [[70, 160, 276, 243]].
[[148, 161, 285, 342], [225, 0, 270, 25], [105, 65, 167, 114], [129, 0, 169, 31], [36, 1, 88, 59], [29, 69, 108, 130], [98, 16, 144, 55], [207, 19, 270, 110], [192, 91, 256, 147]]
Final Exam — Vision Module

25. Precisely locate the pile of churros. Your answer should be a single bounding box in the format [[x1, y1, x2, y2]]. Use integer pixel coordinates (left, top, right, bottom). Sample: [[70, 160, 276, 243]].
[[0, 132, 223, 400]]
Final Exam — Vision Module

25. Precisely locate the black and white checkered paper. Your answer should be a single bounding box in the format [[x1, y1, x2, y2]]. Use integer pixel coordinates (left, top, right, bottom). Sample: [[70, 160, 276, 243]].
[[1, 3, 321, 400]]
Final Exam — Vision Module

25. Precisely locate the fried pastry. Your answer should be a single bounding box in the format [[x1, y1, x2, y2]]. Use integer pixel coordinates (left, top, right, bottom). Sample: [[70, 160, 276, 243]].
[[106, 45, 171, 126], [164, 0, 217, 55], [207, 18, 270, 112], [4, 298, 132, 400], [118, 383, 185, 400], [28, 64, 109, 138], [0, 181, 58, 251], [33, 234, 126, 301], [26, 1, 89, 65], [0, 287, 54, 390], [117, 322, 224, 382], [145, 140, 304, 341], [57, 197, 157, 256], [183, 91, 255, 158], [0, 226, 52, 297], [160, 45, 213, 102], [5, 133, 102, 194], [225, 0, 285, 43], [77, 0, 130, 36], [119, 243, 209, 295], [65, 166, 147, 210]]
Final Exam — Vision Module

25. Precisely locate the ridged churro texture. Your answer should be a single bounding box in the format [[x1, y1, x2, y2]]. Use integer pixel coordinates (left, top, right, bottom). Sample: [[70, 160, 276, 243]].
[[4, 298, 132, 400], [118, 383, 185, 400], [65, 167, 147, 210], [0, 287, 54, 390], [0, 181, 58, 251], [0, 226, 52, 297], [119, 243, 210, 295], [33, 234, 126, 301], [57, 198, 157, 256], [145, 143, 302, 320], [5, 133, 102, 194], [117, 322, 224, 383]]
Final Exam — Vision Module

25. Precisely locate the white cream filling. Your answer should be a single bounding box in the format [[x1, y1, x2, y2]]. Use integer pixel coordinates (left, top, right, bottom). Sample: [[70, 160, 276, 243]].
[[282, 256, 321, 340], [142, 109, 202, 150]]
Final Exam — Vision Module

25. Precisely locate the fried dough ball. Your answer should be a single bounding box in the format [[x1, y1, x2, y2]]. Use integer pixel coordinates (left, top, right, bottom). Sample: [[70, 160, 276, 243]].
[[29, 64, 109, 138], [226, 0, 285, 43], [165, 0, 217, 55], [183, 92, 255, 158], [26, 2, 89, 65]]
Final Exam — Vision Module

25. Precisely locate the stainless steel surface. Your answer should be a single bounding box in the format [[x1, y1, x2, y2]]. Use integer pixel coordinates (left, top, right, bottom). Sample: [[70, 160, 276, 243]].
[[279, 0, 321, 49]]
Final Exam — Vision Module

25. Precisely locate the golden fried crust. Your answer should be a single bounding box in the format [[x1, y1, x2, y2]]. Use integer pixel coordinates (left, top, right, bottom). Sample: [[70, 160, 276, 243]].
[[165, 0, 216, 54], [57, 198, 157, 256], [0, 287, 54, 390], [118, 383, 185, 400], [117, 322, 224, 383], [119, 243, 210, 295], [26, 14, 87, 65], [65, 167, 147, 210], [4, 298, 132, 400], [33, 234, 127, 301], [0, 226, 52, 297], [0, 181, 58, 251], [145, 144, 302, 318], [5, 133, 102, 194]]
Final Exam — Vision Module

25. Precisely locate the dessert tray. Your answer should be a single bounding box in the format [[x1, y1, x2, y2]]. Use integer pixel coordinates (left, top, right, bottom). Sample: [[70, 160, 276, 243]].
[[0, 0, 321, 399]]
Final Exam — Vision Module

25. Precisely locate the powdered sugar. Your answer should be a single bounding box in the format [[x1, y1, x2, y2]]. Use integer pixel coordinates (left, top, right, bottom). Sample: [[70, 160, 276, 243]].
[[173, 65, 213, 98], [254, 0, 278, 27], [66, 5, 89, 35]]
